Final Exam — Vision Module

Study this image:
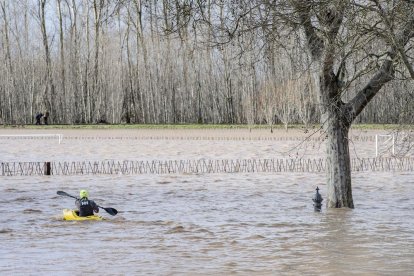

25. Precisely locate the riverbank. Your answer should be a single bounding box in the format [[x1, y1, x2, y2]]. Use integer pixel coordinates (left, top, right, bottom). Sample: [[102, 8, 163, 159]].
[[1, 123, 411, 130]]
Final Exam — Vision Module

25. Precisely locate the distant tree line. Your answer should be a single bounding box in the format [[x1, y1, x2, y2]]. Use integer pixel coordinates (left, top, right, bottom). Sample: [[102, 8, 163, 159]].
[[0, 0, 412, 126]]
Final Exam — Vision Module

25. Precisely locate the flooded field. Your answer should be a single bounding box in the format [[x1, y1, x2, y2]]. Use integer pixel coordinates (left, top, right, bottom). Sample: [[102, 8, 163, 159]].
[[0, 128, 413, 275]]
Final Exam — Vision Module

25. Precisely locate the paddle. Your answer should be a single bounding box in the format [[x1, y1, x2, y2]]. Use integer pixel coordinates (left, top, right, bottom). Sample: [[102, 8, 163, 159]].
[[57, 191, 118, 216]]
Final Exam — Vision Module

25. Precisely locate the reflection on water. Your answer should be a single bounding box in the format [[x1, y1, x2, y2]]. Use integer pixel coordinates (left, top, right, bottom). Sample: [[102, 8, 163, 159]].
[[0, 129, 413, 275]]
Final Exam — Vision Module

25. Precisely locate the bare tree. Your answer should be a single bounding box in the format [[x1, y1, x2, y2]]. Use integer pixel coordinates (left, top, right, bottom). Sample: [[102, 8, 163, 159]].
[[38, 0, 56, 122], [174, 0, 414, 208], [57, 0, 67, 122], [291, 1, 414, 207], [92, 0, 103, 121]]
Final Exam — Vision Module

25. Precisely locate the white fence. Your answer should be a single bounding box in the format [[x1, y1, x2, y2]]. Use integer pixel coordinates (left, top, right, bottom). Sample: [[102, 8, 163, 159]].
[[375, 134, 395, 157], [0, 134, 63, 144], [375, 132, 413, 157]]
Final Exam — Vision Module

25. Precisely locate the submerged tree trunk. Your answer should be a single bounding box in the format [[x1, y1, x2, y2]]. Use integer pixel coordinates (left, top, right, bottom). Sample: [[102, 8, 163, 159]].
[[322, 104, 353, 208]]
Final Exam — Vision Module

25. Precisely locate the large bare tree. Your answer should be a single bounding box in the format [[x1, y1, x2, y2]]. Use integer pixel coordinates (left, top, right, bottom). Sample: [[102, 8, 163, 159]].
[[295, 1, 414, 207], [183, 0, 414, 208]]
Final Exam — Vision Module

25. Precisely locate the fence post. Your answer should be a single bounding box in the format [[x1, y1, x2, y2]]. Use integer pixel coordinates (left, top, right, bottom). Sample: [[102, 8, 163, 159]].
[[44, 162, 51, 175], [392, 134, 395, 156]]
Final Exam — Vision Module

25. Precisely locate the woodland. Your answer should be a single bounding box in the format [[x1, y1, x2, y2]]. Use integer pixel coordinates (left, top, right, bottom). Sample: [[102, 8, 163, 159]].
[[0, 0, 412, 126]]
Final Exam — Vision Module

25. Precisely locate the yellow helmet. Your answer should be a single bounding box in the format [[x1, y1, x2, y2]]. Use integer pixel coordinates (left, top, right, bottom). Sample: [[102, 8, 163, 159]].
[[80, 190, 89, 198]]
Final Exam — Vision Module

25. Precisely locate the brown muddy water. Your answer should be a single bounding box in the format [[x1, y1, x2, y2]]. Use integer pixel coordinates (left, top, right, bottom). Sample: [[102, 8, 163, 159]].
[[0, 128, 413, 275]]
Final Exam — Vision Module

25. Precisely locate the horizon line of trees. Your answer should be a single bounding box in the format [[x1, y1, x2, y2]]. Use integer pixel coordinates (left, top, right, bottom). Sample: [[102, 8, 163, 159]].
[[0, 0, 412, 126]]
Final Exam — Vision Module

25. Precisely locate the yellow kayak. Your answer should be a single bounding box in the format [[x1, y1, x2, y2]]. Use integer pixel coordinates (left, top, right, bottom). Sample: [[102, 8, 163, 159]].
[[63, 209, 103, 221]]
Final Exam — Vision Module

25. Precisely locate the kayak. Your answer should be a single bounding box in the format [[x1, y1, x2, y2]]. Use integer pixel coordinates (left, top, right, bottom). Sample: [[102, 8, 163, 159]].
[[62, 209, 103, 221]]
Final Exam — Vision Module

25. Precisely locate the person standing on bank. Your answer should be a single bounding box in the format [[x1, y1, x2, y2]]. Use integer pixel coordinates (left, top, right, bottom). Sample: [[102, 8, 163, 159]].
[[76, 190, 99, 217], [35, 113, 43, 125], [43, 111, 49, 125]]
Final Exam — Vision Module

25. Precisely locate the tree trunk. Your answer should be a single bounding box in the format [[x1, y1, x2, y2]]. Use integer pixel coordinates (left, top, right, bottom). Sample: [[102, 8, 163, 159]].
[[57, 0, 66, 123], [322, 106, 353, 208], [134, 0, 147, 123], [83, 0, 91, 123], [39, 0, 55, 123], [317, 60, 355, 208], [93, 0, 102, 122]]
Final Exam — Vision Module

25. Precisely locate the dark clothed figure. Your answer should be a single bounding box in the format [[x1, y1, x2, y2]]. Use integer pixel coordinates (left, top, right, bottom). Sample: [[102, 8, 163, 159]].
[[35, 113, 43, 125], [43, 112, 49, 125], [75, 198, 99, 217]]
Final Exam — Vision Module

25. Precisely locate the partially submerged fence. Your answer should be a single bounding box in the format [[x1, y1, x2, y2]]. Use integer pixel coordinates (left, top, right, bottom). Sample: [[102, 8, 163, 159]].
[[1, 157, 413, 176]]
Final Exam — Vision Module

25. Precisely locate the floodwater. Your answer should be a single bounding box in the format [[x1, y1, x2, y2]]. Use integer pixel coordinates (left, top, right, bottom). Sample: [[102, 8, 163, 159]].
[[0, 128, 413, 275]]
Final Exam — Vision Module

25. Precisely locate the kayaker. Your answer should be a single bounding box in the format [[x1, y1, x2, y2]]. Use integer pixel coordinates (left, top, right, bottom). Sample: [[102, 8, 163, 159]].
[[76, 190, 99, 217]]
